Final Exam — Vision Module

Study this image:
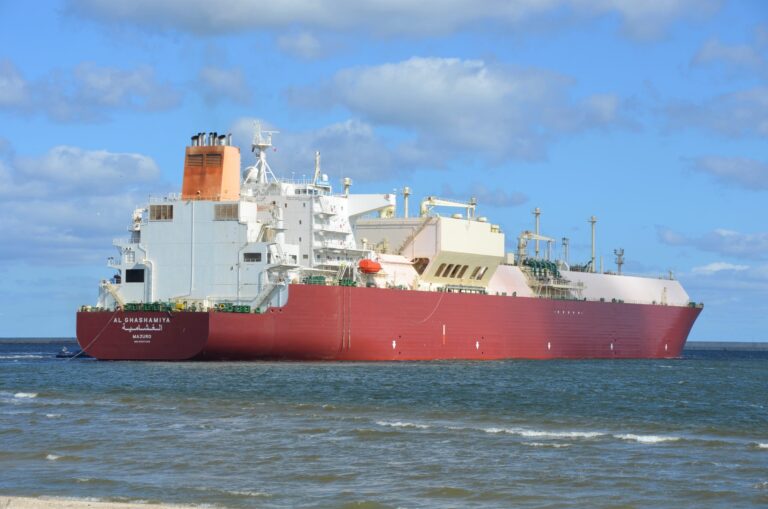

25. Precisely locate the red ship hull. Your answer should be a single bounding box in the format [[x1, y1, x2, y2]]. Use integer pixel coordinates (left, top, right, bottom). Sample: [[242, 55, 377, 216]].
[[76, 285, 701, 361]]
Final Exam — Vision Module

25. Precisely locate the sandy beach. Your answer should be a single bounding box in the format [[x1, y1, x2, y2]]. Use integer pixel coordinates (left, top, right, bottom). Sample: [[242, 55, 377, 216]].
[[0, 497, 207, 509]]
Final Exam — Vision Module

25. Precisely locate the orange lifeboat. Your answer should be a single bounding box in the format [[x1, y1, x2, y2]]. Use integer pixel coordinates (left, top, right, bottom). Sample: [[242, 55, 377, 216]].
[[358, 259, 382, 274]]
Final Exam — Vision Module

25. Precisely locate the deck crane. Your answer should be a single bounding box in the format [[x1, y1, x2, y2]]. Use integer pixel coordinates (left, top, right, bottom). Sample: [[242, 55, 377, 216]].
[[419, 196, 477, 218]]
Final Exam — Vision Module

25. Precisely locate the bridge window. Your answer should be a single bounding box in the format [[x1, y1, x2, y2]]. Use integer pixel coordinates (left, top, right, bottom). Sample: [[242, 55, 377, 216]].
[[476, 266, 488, 280], [214, 203, 239, 221], [243, 252, 262, 262], [435, 263, 446, 277], [457, 265, 468, 278], [443, 264, 454, 278], [149, 204, 173, 221], [125, 268, 144, 283]]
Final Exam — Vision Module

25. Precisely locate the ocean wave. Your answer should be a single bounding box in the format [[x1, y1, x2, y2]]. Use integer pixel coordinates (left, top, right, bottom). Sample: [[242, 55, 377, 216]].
[[14, 392, 38, 399], [376, 421, 430, 429], [226, 490, 272, 498], [191, 485, 271, 498], [483, 427, 603, 439], [0, 354, 46, 359], [526, 442, 571, 448], [74, 478, 118, 485], [46, 454, 60, 461], [614, 434, 680, 444], [756, 443, 768, 449], [45, 413, 62, 418]]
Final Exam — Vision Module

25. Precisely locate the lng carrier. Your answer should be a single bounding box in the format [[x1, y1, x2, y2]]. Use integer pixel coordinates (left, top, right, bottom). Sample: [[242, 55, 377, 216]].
[[77, 126, 702, 360]]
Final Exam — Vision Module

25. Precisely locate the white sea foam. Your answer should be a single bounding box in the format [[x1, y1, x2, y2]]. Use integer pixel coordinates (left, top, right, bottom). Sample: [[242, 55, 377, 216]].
[[615, 434, 680, 444], [527, 442, 571, 448], [757, 443, 768, 449], [0, 354, 45, 359], [193, 486, 271, 498], [14, 392, 38, 399], [376, 420, 430, 429], [227, 490, 271, 497], [45, 413, 62, 418], [484, 427, 603, 439], [46, 454, 60, 461]]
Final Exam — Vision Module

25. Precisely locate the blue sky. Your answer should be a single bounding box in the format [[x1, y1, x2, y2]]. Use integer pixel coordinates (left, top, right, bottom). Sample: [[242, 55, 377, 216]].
[[0, 0, 766, 339]]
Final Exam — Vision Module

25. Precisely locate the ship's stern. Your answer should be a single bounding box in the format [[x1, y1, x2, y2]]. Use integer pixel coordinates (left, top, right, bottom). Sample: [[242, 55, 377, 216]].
[[76, 310, 210, 360]]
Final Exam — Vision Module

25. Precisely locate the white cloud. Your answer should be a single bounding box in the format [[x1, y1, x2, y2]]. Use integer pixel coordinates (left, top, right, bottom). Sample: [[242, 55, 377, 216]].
[[67, 0, 717, 39], [277, 32, 324, 60], [442, 183, 528, 208], [198, 66, 251, 104], [297, 57, 630, 162], [658, 226, 768, 260], [230, 117, 393, 181], [691, 156, 768, 190], [0, 143, 165, 264], [0, 60, 29, 107], [601, 1, 720, 40], [692, 262, 749, 275], [692, 38, 766, 73], [667, 86, 768, 138], [0, 60, 181, 122]]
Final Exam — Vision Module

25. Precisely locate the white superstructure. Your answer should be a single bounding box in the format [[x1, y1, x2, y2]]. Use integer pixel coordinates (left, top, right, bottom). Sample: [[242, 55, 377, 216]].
[[97, 127, 693, 312]]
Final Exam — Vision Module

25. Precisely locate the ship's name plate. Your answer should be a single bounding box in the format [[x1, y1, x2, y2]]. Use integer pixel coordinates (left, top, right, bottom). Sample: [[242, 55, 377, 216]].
[[113, 316, 171, 324], [113, 316, 171, 342]]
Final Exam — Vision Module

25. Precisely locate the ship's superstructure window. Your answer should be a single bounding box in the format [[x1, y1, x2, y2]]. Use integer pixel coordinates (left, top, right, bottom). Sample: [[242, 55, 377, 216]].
[[214, 203, 239, 221], [470, 266, 481, 279], [457, 265, 469, 278], [125, 250, 135, 264], [125, 268, 145, 283], [443, 264, 455, 278], [412, 257, 429, 275], [149, 205, 173, 221], [244, 252, 262, 262], [450, 265, 461, 278], [435, 263, 447, 277], [476, 267, 488, 280]]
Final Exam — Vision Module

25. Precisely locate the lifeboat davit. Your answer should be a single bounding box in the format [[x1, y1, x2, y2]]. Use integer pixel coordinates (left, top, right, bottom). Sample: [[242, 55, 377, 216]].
[[358, 259, 382, 274]]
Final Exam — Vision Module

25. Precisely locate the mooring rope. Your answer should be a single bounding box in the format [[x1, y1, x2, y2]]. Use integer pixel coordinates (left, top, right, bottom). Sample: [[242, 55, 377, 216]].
[[67, 308, 121, 361]]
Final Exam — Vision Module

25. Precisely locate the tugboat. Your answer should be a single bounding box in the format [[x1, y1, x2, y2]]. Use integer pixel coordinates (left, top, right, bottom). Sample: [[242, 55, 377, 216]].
[[56, 346, 90, 359]]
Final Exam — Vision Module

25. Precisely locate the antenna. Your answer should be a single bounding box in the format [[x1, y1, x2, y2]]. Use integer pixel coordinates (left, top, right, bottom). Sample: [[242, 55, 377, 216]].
[[533, 208, 541, 259], [313, 151, 321, 185], [614, 248, 624, 275], [403, 186, 411, 218], [562, 237, 569, 264], [245, 121, 280, 185], [589, 216, 597, 273]]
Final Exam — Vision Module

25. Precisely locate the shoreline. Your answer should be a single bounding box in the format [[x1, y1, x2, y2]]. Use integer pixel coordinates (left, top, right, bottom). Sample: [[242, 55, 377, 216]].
[[0, 497, 208, 509]]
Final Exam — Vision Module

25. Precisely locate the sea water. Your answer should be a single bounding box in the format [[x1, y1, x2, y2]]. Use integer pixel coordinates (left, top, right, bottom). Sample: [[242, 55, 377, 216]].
[[1, 342, 767, 508]]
